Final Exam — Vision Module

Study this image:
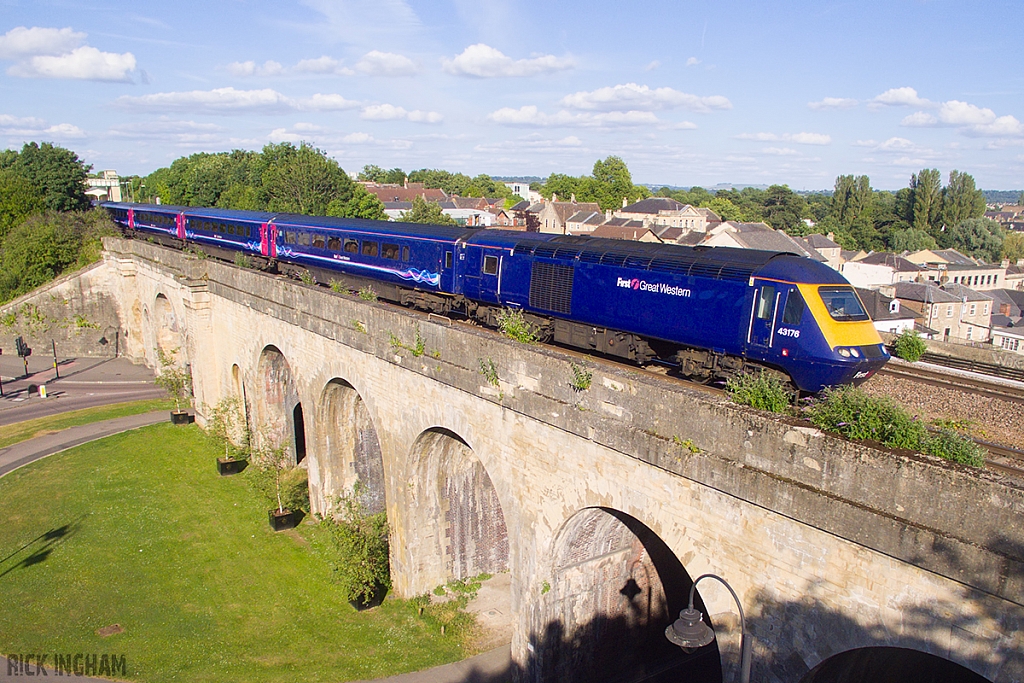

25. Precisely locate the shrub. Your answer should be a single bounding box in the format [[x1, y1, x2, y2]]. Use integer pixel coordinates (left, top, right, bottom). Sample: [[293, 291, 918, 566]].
[[923, 429, 986, 468], [153, 348, 192, 413], [726, 371, 792, 413], [807, 385, 926, 450], [233, 251, 253, 269], [244, 459, 309, 513], [358, 286, 378, 302], [892, 329, 927, 362], [319, 490, 391, 606], [569, 362, 592, 392], [497, 308, 537, 344]]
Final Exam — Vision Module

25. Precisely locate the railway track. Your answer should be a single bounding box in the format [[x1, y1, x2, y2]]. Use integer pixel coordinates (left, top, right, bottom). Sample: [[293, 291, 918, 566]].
[[877, 360, 1024, 405], [980, 440, 1024, 479]]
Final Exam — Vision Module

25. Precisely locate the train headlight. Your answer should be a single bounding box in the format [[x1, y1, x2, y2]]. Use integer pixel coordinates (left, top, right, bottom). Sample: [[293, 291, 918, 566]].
[[850, 347, 861, 358], [836, 347, 851, 358]]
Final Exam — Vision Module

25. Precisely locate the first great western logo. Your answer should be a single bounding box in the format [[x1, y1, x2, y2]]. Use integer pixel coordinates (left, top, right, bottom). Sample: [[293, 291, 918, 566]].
[[616, 277, 691, 298]]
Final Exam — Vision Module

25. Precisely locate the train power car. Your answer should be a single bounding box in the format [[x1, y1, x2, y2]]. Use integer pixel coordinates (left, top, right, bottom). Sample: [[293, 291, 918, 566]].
[[102, 202, 889, 393]]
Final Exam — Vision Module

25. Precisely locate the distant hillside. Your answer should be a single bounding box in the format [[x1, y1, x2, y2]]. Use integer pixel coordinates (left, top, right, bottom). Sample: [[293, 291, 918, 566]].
[[983, 190, 1023, 204]]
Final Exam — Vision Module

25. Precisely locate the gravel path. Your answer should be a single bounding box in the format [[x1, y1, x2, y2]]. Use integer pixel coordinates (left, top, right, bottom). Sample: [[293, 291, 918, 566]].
[[860, 373, 1024, 450]]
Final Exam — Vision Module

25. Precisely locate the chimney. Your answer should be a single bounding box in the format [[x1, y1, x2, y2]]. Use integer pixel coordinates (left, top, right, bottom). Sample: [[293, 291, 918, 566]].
[[605, 209, 612, 220], [622, 197, 628, 208], [404, 178, 408, 189], [571, 193, 576, 204], [1002, 259, 1010, 268], [552, 193, 557, 203], [827, 231, 835, 241]]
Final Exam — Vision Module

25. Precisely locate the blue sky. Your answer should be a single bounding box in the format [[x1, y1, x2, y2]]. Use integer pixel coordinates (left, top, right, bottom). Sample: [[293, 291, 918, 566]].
[[1, 0, 1022, 190]]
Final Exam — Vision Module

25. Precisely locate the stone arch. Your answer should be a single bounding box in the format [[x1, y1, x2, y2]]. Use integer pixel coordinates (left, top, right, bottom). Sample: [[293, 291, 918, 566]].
[[312, 379, 385, 517], [411, 428, 509, 581], [251, 345, 301, 462], [801, 647, 991, 683], [153, 293, 181, 357], [529, 507, 720, 683]]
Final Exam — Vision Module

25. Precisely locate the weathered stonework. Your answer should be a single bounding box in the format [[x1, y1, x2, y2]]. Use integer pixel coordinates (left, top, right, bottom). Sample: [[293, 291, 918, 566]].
[[80, 237, 1024, 682]]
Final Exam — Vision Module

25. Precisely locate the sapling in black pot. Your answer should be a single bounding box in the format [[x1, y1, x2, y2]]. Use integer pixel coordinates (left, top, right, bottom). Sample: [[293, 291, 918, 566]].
[[154, 348, 192, 424], [207, 396, 249, 475]]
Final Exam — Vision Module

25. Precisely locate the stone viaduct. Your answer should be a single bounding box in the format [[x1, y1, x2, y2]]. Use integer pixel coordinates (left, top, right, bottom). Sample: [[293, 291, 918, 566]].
[[3, 237, 1023, 683]]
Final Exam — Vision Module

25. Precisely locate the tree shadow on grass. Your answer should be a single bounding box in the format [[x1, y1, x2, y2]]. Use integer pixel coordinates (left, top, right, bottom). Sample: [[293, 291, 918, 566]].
[[0, 515, 84, 580]]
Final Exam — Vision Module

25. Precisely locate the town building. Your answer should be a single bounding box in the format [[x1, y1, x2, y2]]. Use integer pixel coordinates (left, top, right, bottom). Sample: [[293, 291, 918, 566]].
[[85, 170, 122, 203], [859, 287, 922, 335]]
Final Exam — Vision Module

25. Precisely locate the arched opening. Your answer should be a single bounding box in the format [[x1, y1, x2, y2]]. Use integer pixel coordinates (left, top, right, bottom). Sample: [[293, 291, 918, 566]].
[[153, 293, 181, 357], [252, 346, 300, 461], [314, 379, 385, 517], [412, 428, 509, 580], [231, 364, 242, 397], [293, 403, 307, 465], [530, 507, 720, 683], [801, 647, 991, 683]]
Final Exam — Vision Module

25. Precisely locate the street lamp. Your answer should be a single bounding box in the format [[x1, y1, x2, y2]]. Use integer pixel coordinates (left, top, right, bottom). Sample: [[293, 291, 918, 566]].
[[665, 573, 751, 683]]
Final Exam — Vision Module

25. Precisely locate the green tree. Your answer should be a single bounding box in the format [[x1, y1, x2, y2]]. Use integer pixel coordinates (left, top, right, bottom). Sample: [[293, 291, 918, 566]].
[[326, 184, 387, 220], [830, 175, 872, 228], [889, 228, 937, 253], [260, 143, 356, 216], [6, 142, 90, 212], [358, 164, 386, 183], [708, 196, 744, 221], [407, 168, 472, 196], [383, 168, 407, 185], [1002, 232, 1024, 263], [942, 170, 985, 228], [402, 195, 456, 225], [760, 184, 806, 232], [910, 169, 943, 236], [0, 209, 116, 302], [0, 168, 44, 241], [947, 218, 1004, 263]]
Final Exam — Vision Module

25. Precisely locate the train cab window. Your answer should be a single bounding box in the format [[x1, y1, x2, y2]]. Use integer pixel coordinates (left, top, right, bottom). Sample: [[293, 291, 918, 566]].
[[782, 290, 805, 325], [312, 234, 325, 250], [327, 237, 341, 251], [343, 239, 359, 254], [382, 243, 400, 260], [756, 286, 776, 320], [445, 251, 453, 269], [402, 246, 410, 261], [818, 286, 869, 321], [362, 241, 378, 257], [483, 255, 499, 275]]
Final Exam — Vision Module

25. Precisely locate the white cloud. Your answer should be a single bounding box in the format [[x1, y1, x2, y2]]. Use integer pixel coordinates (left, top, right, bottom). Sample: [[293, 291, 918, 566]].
[[871, 87, 933, 108], [442, 44, 574, 78], [0, 113, 84, 138], [361, 103, 442, 123], [355, 51, 418, 77], [735, 131, 831, 145], [967, 115, 1024, 138], [645, 60, 661, 71], [685, 57, 700, 67], [808, 97, 857, 110], [116, 89, 362, 115], [294, 56, 354, 75], [0, 26, 84, 59], [487, 105, 659, 128], [938, 100, 996, 126], [761, 147, 799, 156], [559, 83, 731, 113], [474, 135, 585, 153], [901, 111, 937, 127], [8, 45, 135, 82], [877, 137, 916, 151], [227, 60, 285, 77]]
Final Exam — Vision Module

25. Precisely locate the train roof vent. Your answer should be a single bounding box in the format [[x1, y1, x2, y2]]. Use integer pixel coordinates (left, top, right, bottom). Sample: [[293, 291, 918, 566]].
[[649, 258, 693, 275], [578, 250, 604, 264], [513, 241, 537, 255], [600, 252, 630, 266], [533, 244, 558, 259], [717, 265, 757, 282], [553, 247, 582, 260], [624, 255, 653, 269], [686, 261, 726, 279]]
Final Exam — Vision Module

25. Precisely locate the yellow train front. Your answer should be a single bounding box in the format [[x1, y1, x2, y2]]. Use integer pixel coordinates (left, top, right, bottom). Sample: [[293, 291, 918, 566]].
[[747, 255, 889, 393]]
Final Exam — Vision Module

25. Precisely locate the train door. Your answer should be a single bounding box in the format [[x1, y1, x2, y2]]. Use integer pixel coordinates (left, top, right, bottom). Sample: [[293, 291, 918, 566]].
[[175, 213, 185, 240], [260, 222, 278, 258], [461, 246, 484, 301], [473, 249, 503, 304], [747, 281, 780, 353]]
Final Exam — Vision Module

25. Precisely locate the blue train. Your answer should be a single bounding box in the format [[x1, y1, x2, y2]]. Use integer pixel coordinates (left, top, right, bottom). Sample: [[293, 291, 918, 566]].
[[101, 202, 889, 393]]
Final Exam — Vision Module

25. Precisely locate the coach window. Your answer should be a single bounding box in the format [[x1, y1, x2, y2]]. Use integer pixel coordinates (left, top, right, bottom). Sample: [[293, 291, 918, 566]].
[[285, 232, 296, 244], [298, 232, 311, 247], [782, 289, 805, 325], [327, 236, 341, 251], [362, 241, 379, 257], [382, 243, 400, 260], [402, 246, 410, 261], [756, 285, 776, 320], [312, 234, 325, 250], [344, 239, 358, 254], [483, 255, 498, 275]]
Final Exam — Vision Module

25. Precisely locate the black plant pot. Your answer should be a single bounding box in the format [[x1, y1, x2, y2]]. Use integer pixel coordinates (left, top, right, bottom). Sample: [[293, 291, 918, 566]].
[[348, 583, 388, 611], [170, 410, 193, 425], [269, 508, 297, 531], [217, 457, 247, 476]]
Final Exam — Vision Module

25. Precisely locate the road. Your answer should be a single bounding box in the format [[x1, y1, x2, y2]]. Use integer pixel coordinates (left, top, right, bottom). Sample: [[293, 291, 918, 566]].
[[0, 354, 167, 428]]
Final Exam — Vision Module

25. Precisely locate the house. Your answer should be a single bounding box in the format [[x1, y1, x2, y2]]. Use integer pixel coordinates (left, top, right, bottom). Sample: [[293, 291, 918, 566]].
[[944, 262, 1009, 291], [382, 201, 413, 221], [702, 221, 824, 260], [565, 210, 606, 234], [590, 222, 662, 242], [85, 170, 122, 202], [891, 282, 993, 343], [613, 198, 713, 233], [536, 197, 601, 234], [436, 200, 496, 226], [502, 181, 542, 203], [804, 233, 843, 270], [992, 324, 1024, 354], [1004, 260, 1024, 291], [842, 253, 931, 289], [362, 181, 447, 203], [858, 287, 922, 334], [905, 248, 978, 267]]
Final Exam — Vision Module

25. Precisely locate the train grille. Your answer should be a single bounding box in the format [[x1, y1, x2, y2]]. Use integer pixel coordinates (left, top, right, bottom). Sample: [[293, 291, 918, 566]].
[[530, 262, 574, 315]]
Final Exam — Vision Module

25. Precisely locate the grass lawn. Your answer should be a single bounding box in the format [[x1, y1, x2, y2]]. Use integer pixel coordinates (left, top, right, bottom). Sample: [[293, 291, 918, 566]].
[[0, 399, 177, 449], [0, 423, 474, 682]]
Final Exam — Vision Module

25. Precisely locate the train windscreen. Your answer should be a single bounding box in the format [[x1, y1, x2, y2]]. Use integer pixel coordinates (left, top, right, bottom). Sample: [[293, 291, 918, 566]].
[[818, 286, 869, 322]]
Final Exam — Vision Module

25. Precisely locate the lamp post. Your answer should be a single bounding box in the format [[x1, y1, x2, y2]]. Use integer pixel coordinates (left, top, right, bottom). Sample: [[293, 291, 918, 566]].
[[665, 573, 751, 683]]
